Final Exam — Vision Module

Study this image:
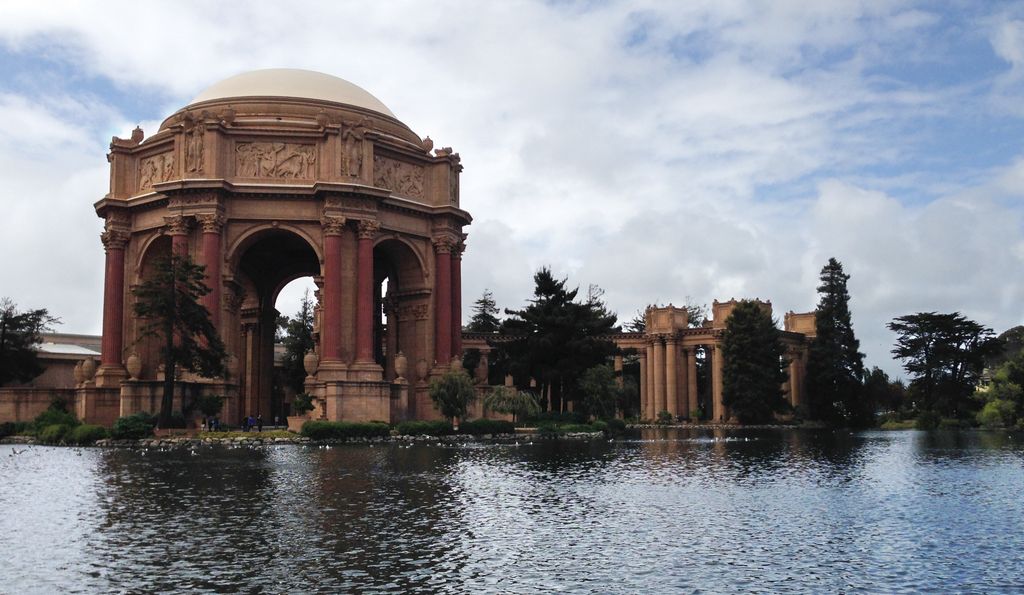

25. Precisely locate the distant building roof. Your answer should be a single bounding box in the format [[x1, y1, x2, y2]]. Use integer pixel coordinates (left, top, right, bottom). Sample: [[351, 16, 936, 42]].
[[36, 342, 101, 356]]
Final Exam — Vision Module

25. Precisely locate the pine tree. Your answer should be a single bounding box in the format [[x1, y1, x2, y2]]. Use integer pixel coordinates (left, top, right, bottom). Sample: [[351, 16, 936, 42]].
[[467, 289, 501, 332], [0, 298, 60, 386], [805, 258, 867, 425], [501, 267, 618, 412], [279, 290, 315, 395], [720, 300, 787, 423], [133, 254, 226, 427]]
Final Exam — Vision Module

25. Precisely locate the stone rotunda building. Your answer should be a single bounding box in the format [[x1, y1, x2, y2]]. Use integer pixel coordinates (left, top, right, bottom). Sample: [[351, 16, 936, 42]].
[[90, 69, 469, 425]]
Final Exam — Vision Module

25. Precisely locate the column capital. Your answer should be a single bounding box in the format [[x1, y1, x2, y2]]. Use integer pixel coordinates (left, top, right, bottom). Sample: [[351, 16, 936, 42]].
[[432, 235, 456, 254], [320, 215, 347, 236], [164, 214, 191, 236], [196, 213, 225, 233], [100, 228, 130, 250], [356, 219, 381, 239]]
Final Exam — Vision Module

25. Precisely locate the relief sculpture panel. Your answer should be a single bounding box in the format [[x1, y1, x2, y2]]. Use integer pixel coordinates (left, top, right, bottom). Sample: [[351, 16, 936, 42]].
[[236, 142, 317, 178], [373, 155, 424, 199], [138, 152, 176, 191]]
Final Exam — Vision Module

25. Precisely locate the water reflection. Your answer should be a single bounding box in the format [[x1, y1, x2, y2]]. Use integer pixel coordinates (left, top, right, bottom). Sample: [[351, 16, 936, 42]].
[[2, 430, 1023, 593]]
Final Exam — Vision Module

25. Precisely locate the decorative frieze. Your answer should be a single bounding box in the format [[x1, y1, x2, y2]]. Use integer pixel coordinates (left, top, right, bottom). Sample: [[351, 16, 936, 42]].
[[139, 152, 175, 191], [184, 124, 204, 174], [236, 142, 316, 178], [373, 155, 424, 199], [341, 118, 371, 178]]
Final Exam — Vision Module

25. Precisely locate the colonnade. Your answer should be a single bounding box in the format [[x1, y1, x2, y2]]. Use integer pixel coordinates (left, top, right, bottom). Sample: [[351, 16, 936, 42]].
[[637, 337, 727, 422], [635, 335, 807, 422]]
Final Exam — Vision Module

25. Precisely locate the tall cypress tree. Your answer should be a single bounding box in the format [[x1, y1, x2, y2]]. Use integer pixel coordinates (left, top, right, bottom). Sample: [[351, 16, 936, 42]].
[[133, 254, 226, 427], [721, 300, 787, 423], [805, 258, 867, 425], [467, 289, 501, 332]]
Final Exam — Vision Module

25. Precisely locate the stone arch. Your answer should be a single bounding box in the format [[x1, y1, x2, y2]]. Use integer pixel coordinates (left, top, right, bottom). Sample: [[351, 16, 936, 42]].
[[130, 234, 173, 380], [373, 237, 429, 381], [226, 222, 324, 275]]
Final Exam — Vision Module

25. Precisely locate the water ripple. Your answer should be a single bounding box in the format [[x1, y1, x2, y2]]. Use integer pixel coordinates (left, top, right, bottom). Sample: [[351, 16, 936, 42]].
[[2, 429, 1023, 593]]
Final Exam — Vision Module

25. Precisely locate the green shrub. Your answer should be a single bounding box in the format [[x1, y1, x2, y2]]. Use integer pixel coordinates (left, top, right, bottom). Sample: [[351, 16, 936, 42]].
[[656, 410, 673, 424], [525, 411, 586, 425], [689, 408, 703, 421], [33, 407, 79, 433], [536, 421, 563, 436], [915, 410, 941, 430], [395, 420, 454, 436], [977, 399, 1017, 429], [428, 371, 476, 419], [939, 417, 969, 429], [38, 423, 71, 444], [300, 420, 391, 440], [111, 412, 156, 440], [0, 421, 30, 439], [459, 419, 515, 435], [560, 423, 597, 433], [605, 418, 626, 434], [590, 420, 609, 433], [292, 392, 316, 415], [67, 424, 108, 445]]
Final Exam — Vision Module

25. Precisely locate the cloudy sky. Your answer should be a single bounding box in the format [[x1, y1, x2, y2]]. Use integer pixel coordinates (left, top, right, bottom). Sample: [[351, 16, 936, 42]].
[[1, 1, 1022, 378]]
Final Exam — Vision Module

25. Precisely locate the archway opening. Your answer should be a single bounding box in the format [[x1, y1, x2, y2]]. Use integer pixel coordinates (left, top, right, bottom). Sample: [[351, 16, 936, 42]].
[[232, 229, 319, 425], [373, 239, 428, 384], [273, 276, 318, 423]]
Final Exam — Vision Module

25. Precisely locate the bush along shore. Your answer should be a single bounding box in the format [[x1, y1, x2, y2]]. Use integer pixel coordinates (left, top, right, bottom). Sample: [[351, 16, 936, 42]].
[[1, 414, 614, 449]]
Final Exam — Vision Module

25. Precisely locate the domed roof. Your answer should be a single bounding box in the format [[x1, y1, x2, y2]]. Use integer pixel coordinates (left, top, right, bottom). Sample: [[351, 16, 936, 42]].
[[188, 69, 395, 118]]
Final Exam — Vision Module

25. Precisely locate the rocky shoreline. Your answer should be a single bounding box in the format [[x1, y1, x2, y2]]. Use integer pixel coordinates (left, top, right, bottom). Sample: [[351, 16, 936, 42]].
[[1, 431, 605, 449]]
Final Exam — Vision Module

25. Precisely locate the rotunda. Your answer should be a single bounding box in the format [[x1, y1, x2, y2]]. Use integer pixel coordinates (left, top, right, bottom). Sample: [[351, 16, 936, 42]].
[[92, 69, 469, 425]]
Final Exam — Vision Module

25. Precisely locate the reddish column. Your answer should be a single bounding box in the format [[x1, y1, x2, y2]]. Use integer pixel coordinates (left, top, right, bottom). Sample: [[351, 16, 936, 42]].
[[197, 214, 223, 330], [433, 237, 452, 365], [355, 220, 380, 363], [450, 240, 463, 359], [320, 216, 346, 362], [99, 228, 128, 367], [166, 215, 190, 257]]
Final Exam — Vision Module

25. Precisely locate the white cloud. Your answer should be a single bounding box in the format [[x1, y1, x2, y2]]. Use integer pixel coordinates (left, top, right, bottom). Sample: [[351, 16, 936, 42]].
[[0, 0, 1021, 379]]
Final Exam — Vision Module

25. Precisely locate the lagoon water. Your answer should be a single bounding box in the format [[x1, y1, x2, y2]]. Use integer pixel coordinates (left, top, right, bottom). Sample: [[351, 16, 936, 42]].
[[2, 428, 1023, 594]]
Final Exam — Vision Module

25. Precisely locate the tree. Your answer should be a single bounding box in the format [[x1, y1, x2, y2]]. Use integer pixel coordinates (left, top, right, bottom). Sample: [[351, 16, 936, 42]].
[[428, 370, 477, 421], [133, 254, 226, 427], [862, 366, 906, 414], [278, 290, 315, 395], [500, 267, 619, 413], [483, 386, 540, 423], [467, 289, 501, 333], [0, 298, 60, 386], [888, 312, 1000, 418], [804, 258, 868, 425], [720, 300, 787, 424], [578, 364, 618, 420]]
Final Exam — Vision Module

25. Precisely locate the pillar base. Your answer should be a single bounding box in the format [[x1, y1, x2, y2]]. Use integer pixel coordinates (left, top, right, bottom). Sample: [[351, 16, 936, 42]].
[[94, 365, 128, 389], [348, 361, 384, 381], [316, 360, 349, 382]]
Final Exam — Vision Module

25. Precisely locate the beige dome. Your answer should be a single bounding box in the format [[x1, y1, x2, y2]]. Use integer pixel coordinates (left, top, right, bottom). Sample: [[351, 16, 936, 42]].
[[188, 68, 395, 117]]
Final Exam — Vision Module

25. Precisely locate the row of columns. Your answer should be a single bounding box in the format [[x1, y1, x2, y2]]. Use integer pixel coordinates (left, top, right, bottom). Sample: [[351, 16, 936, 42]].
[[638, 338, 727, 422], [319, 216, 382, 368], [98, 211, 464, 380], [433, 235, 464, 366]]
